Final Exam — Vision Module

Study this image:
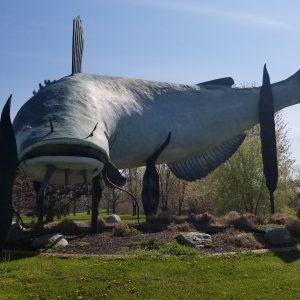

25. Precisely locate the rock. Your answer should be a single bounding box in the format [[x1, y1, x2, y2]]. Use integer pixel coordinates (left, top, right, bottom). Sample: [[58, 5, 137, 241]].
[[265, 228, 293, 246], [32, 234, 68, 248], [177, 232, 212, 248], [105, 214, 122, 224]]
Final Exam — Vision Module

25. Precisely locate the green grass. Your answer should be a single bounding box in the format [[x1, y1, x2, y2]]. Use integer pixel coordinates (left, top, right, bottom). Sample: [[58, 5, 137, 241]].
[[17, 211, 145, 226], [1, 251, 300, 299]]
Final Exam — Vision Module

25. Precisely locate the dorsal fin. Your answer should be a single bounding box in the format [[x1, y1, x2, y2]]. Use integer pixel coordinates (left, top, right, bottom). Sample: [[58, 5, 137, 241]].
[[72, 16, 84, 74], [167, 133, 245, 181], [197, 77, 234, 87]]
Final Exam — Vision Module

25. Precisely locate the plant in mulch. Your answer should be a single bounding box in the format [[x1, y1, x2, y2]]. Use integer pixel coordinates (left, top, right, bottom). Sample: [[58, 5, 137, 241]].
[[224, 211, 256, 231], [269, 213, 294, 225], [188, 212, 217, 225], [224, 211, 241, 224], [112, 223, 139, 237], [49, 219, 82, 235], [141, 213, 174, 232], [167, 222, 192, 232], [127, 239, 161, 250], [286, 218, 300, 238], [88, 217, 106, 233], [213, 228, 262, 249]]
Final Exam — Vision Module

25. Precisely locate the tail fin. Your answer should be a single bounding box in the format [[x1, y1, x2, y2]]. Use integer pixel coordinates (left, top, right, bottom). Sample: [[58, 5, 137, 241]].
[[0, 95, 18, 249]]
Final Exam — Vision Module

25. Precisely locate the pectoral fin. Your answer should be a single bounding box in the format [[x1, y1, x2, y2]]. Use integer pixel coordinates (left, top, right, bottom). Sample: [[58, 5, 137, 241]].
[[168, 133, 246, 181]]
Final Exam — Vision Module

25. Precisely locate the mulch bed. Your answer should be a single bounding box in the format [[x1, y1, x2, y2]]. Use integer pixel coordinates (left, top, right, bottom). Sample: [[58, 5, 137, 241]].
[[51, 231, 177, 255], [5, 223, 294, 256]]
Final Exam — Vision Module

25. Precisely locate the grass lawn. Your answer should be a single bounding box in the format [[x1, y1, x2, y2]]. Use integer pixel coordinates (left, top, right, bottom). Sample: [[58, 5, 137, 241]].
[[1, 251, 300, 299], [17, 211, 145, 225]]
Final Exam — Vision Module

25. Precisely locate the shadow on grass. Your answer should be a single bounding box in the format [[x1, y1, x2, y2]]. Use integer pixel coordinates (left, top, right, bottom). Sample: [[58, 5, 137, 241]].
[[0, 248, 38, 262], [270, 247, 300, 263]]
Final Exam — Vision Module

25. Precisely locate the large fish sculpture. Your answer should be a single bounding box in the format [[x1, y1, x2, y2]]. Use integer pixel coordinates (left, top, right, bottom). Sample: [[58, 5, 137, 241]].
[[1, 17, 299, 247]]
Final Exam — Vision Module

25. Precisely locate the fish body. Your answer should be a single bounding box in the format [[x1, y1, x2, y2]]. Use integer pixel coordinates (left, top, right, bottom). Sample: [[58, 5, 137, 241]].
[[13, 70, 300, 184]]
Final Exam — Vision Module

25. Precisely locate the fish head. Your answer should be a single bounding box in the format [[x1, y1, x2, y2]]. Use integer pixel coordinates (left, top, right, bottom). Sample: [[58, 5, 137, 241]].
[[13, 75, 109, 185]]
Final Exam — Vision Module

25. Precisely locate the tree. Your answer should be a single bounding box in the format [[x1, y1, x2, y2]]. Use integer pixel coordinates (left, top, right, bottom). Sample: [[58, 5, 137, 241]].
[[200, 113, 295, 217]]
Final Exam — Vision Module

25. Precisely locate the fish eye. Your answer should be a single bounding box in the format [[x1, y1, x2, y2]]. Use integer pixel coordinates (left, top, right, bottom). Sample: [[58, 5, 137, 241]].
[[22, 125, 32, 132]]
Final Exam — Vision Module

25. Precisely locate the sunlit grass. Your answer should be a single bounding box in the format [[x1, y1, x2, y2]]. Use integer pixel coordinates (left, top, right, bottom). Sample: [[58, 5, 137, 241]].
[[16, 211, 145, 226], [1, 251, 300, 299]]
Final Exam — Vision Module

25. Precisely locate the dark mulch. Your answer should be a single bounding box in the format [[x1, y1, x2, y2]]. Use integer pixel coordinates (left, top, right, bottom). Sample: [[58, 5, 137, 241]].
[[53, 231, 177, 255]]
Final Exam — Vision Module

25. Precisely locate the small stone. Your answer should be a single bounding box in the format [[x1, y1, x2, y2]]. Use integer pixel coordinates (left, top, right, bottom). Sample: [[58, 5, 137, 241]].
[[177, 232, 212, 248], [105, 214, 122, 224], [32, 233, 68, 248], [265, 228, 293, 246]]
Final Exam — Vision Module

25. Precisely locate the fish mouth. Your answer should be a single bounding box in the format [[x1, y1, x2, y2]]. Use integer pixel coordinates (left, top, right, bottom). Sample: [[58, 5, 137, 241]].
[[19, 138, 109, 185]]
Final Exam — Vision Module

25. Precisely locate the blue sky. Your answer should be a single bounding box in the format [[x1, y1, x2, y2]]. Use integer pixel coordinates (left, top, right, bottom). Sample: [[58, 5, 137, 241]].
[[1, 0, 300, 165]]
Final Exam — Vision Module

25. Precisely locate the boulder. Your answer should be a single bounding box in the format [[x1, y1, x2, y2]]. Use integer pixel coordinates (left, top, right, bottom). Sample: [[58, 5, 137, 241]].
[[177, 232, 212, 248], [105, 214, 122, 224], [265, 228, 293, 246], [32, 233, 68, 248]]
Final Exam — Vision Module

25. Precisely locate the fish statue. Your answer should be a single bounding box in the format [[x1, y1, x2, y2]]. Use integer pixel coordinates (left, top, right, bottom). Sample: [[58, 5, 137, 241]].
[[1, 16, 299, 247]]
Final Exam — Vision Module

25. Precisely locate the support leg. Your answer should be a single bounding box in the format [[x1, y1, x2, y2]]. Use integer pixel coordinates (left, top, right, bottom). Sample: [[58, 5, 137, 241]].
[[91, 174, 103, 234], [142, 132, 171, 219]]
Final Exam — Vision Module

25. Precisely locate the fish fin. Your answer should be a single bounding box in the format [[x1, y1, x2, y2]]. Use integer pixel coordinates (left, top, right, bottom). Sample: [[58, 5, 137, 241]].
[[146, 132, 171, 164], [102, 162, 127, 187], [197, 77, 234, 87], [0, 95, 18, 249], [72, 16, 84, 74], [167, 133, 246, 181], [259, 64, 278, 214]]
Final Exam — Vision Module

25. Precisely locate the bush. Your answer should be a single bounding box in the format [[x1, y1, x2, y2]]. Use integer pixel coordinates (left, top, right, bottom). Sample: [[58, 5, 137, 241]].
[[213, 228, 261, 249], [188, 212, 216, 225], [112, 223, 139, 237], [270, 213, 293, 225], [243, 213, 259, 224], [89, 217, 106, 233], [160, 240, 199, 256], [142, 214, 174, 232], [286, 218, 300, 237], [231, 215, 255, 231], [127, 239, 161, 250], [167, 222, 192, 232], [224, 211, 241, 224], [55, 219, 81, 235]]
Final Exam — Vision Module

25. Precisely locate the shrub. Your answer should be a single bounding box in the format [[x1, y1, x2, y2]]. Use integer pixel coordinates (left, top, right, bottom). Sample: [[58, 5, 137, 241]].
[[160, 240, 199, 256], [55, 219, 81, 235], [89, 217, 106, 233], [286, 218, 300, 237], [224, 211, 241, 224], [243, 213, 259, 224], [224, 212, 256, 231], [112, 223, 139, 237], [232, 215, 255, 231], [167, 222, 192, 232], [213, 228, 261, 249], [270, 213, 293, 225], [188, 212, 216, 225], [127, 239, 161, 250], [142, 214, 173, 232]]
